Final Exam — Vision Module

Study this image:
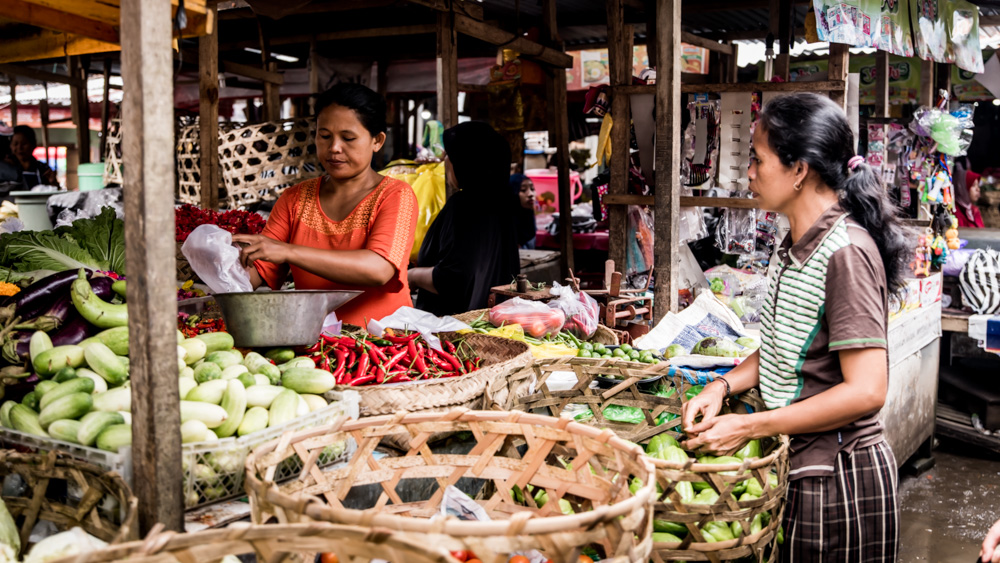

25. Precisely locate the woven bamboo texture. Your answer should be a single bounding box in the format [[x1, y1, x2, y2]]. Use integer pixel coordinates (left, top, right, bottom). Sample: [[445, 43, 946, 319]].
[[0, 449, 138, 557], [102, 119, 123, 187], [335, 334, 532, 418], [454, 309, 619, 346], [513, 358, 679, 444], [49, 522, 461, 563], [245, 408, 657, 563]]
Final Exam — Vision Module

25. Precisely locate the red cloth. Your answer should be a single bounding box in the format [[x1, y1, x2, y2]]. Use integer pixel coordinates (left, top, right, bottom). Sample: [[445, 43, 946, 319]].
[[957, 205, 984, 228], [967, 170, 982, 187]]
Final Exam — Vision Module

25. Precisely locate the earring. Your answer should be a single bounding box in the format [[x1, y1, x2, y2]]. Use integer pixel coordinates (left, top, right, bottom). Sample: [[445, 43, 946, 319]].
[[794, 182, 802, 191]]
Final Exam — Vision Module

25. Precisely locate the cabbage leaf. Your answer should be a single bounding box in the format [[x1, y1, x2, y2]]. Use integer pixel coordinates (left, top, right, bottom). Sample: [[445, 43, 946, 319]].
[[0, 230, 101, 273]]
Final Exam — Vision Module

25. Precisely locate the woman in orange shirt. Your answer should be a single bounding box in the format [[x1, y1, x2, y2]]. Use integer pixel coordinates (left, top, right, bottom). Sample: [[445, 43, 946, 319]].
[[233, 83, 418, 326]]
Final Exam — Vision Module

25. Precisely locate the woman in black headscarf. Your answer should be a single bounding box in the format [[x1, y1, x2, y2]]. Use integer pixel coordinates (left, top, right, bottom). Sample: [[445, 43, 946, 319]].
[[408, 121, 520, 316], [509, 173, 538, 249]]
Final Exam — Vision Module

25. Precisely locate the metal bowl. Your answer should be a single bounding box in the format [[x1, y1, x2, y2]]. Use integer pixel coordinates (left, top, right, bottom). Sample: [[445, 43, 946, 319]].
[[213, 290, 362, 347]]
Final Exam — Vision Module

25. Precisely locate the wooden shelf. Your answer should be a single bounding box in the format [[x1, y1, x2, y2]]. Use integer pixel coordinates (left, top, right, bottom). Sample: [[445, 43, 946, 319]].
[[614, 80, 847, 96], [603, 194, 759, 209]]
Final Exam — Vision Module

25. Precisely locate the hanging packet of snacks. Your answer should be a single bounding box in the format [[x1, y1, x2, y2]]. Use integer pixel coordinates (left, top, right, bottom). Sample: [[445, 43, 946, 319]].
[[946, 0, 985, 73], [738, 210, 779, 273], [715, 192, 757, 256], [683, 97, 721, 186], [626, 206, 655, 275]]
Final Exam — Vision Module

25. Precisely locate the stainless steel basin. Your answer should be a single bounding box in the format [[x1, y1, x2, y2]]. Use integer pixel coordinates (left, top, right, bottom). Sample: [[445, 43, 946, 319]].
[[213, 290, 362, 347]]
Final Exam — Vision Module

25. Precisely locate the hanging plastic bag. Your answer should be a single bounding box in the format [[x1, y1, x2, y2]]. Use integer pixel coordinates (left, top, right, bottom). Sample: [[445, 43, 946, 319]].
[[490, 298, 565, 338], [180, 224, 253, 294], [627, 206, 655, 276], [715, 192, 757, 256], [382, 160, 446, 263], [960, 249, 1000, 314], [548, 282, 600, 339]]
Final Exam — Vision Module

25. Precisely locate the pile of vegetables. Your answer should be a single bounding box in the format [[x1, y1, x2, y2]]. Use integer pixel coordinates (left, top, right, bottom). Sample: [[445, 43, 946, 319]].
[[301, 330, 482, 387], [633, 434, 784, 548], [577, 343, 660, 364], [0, 207, 125, 284], [174, 204, 265, 243], [664, 336, 760, 360]]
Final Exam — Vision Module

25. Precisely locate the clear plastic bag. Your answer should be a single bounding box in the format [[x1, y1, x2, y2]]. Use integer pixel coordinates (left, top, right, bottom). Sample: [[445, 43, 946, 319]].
[[490, 297, 565, 338], [715, 192, 757, 255], [180, 224, 253, 294], [626, 206, 655, 276], [368, 306, 470, 351], [548, 282, 600, 339]]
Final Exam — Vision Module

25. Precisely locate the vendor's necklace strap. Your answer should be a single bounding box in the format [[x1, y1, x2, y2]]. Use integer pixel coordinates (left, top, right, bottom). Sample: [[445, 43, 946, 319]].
[[716, 376, 731, 397]]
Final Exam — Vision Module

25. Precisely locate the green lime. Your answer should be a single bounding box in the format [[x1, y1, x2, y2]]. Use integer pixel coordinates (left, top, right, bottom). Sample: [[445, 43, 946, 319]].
[[619, 344, 634, 353], [628, 350, 641, 360], [582, 342, 594, 352], [577, 349, 593, 358], [612, 348, 627, 357], [593, 343, 606, 353], [652, 359, 661, 364], [604, 352, 613, 358]]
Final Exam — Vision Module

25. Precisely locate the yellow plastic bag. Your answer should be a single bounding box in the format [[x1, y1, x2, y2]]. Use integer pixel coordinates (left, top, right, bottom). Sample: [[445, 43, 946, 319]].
[[530, 342, 578, 359], [382, 160, 446, 262], [487, 324, 527, 342]]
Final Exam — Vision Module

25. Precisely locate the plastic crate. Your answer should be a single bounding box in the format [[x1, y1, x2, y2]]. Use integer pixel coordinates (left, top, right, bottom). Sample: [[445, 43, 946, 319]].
[[0, 389, 359, 511], [182, 389, 359, 509]]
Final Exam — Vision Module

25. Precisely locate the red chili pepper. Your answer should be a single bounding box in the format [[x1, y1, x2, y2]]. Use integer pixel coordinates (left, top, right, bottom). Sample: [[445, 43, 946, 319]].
[[413, 348, 428, 375], [371, 345, 388, 363], [437, 349, 464, 373], [444, 340, 457, 354], [320, 333, 340, 345], [465, 360, 474, 372], [384, 350, 408, 371], [305, 341, 322, 354], [332, 349, 348, 384], [407, 340, 419, 361], [383, 334, 419, 344], [368, 348, 381, 365], [320, 356, 331, 372], [348, 374, 376, 386], [384, 371, 411, 384], [356, 353, 370, 381]]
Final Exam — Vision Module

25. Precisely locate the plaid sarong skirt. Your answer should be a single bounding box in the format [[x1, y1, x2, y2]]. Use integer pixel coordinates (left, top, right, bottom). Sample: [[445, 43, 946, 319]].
[[780, 441, 899, 563]]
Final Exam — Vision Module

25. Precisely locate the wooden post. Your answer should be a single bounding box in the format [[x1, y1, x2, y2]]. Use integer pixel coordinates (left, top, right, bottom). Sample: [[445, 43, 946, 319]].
[[40, 85, 49, 170], [726, 43, 740, 83], [199, 3, 220, 210], [120, 0, 183, 534], [377, 59, 389, 169], [8, 76, 15, 128], [436, 11, 459, 129], [653, 0, 681, 319], [935, 62, 950, 103], [828, 43, 849, 108], [100, 58, 112, 162], [543, 0, 574, 277], [263, 62, 281, 121], [770, 0, 791, 80], [919, 59, 935, 106], [606, 0, 632, 272], [875, 51, 889, 117], [68, 56, 91, 164]]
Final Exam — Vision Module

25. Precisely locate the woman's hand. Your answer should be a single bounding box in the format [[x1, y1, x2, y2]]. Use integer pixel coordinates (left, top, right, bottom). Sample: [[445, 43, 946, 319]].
[[982, 518, 1000, 563], [682, 381, 726, 436], [682, 413, 754, 455], [232, 234, 290, 268]]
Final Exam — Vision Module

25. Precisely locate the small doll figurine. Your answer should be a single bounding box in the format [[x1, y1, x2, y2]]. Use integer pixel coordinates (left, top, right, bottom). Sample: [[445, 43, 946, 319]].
[[911, 233, 932, 277], [931, 234, 948, 268]]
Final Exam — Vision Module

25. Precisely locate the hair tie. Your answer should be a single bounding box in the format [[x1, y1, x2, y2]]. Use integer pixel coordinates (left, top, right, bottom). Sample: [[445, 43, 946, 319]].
[[848, 155, 865, 171]]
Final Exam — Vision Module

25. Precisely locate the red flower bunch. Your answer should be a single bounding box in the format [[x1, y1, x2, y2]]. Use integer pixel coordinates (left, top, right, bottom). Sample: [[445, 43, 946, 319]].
[[175, 204, 266, 242]]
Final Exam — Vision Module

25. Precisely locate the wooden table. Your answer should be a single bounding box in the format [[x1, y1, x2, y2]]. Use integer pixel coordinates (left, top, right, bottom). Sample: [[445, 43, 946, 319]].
[[942, 308, 971, 333]]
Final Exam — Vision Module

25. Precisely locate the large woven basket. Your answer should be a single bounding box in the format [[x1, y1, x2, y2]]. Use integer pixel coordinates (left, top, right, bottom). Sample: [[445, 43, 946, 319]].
[[331, 334, 532, 418], [48, 522, 460, 563], [454, 309, 620, 346], [0, 449, 138, 557], [245, 409, 657, 563]]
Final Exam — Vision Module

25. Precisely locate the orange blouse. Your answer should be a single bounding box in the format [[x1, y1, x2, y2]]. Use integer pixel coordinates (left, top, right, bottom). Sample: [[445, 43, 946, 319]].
[[255, 175, 418, 326]]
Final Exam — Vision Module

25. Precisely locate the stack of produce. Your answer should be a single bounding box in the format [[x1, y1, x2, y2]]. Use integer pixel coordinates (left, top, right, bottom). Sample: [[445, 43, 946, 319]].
[[174, 204, 265, 243], [301, 330, 482, 387]]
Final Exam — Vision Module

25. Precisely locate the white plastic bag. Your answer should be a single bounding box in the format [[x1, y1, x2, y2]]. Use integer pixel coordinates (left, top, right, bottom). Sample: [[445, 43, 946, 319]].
[[368, 306, 470, 351], [180, 224, 253, 294], [548, 282, 599, 339]]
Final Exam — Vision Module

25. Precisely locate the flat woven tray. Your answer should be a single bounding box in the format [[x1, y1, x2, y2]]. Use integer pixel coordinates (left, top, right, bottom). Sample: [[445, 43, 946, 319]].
[[453, 309, 619, 346]]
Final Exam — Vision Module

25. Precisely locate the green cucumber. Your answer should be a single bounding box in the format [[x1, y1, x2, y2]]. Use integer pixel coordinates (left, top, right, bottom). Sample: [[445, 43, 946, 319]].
[[213, 380, 247, 438], [53, 367, 77, 383], [76, 368, 108, 394], [220, 365, 249, 380], [20, 392, 39, 411], [10, 404, 47, 437], [89, 326, 130, 356], [0, 401, 16, 428], [237, 406, 269, 436], [39, 378, 94, 411], [194, 332, 235, 354], [264, 348, 295, 364], [179, 338, 208, 365], [28, 331, 53, 366], [205, 351, 240, 370], [34, 380, 58, 398], [70, 269, 128, 328], [237, 373, 256, 389], [180, 401, 228, 428], [253, 374, 271, 386], [48, 419, 82, 443], [268, 389, 300, 427], [193, 362, 222, 384], [181, 419, 211, 443], [281, 368, 336, 395], [179, 366, 195, 379], [82, 342, 128, 385], [178, 377, 198, 400], [92, 387, 131, 412], [77, 411, 126, 447], [245, 385, 285, 408], [300, 394, 328, 412], [33, 345, 85, 377], [278, 357, 315, 372], [96, 424, 132, 452], [185, 380, 228, 404], [111, 280, 127, 298], [39, 392, 93, 428]]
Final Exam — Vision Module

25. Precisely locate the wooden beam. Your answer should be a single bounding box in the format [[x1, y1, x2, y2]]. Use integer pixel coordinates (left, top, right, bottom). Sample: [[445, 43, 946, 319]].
[[200, 4, 220, 211], [263, 62, 281, 121], [828, 43, 850, 108], [0, 63, 86, 88], [981, 15, 1000, 27], [543, 0, 574, 278], [935, 62, 950, 101], [68, 56, 91, 164], [221, 60, 283, 84], [875, 50, 889, 117], [9, 77, 16, 128], [436, 11, 459, 130], [1, 0, 120, 44], [617, 80, 848, 95], [680, 31, 733, 55], [454, 15, 574, 68], [120, 0, 183, 534], [703, 27, 805, 41], [40, 86, 50, 168], [603, 195, 763, 208], [0, 30, 118, 64], [100, 59, 112, 161], [406, 0, 483, 20], [606, 0, 632, 274], [919, 59, 935, 107], [309, 37, 320, 99], [654, 0, 682, 319], [221, 24, 436, 51]]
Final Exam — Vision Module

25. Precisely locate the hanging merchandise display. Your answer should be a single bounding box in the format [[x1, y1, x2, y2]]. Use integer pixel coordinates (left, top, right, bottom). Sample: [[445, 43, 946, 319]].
[[715, 192, 757, 256], [952, 54, 998, 101], [811, 0, 913, 56], [682, 97, 721, 187], [912, 0, 985, 72]]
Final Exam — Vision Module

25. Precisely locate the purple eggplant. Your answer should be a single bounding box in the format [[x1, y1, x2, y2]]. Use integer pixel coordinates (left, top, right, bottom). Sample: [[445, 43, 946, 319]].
[[50, 312, 96, 347], [12, 270, 90, 321], [89, 276, 115, 301], [2, 331, 31, 364]]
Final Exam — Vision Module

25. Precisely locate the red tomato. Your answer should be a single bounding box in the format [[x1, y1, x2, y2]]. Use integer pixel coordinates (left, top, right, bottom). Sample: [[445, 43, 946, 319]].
[[450, 551, 470, 562], [578, 557, 594, 563], [319, 554, 339, 563], [509, 556, 530, 563], [467, 559, 483, 563]]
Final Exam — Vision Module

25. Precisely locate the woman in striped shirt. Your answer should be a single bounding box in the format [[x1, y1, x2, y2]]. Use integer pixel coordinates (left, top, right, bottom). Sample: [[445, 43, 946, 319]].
[[683, 93, 910, 562]]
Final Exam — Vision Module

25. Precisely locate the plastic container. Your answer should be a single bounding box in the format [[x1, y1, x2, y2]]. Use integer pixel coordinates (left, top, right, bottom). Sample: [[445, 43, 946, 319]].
[[78, 162, 106, 191], [10, 190, 65, 230], [525, 168, 583, 214]]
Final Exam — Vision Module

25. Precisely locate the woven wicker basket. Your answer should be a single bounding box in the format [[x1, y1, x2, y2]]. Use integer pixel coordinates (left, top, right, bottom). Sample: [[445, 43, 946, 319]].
[[245, 409, 657, 563], [453, 309, 620, 346], [48, 522, 460, 563], [332, 334, 532, 418], [0, 449, 138, 557]]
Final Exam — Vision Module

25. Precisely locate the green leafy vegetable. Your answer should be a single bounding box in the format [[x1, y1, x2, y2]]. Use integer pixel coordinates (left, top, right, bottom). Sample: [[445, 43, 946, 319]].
[[0, 230, 101, 273], [55, 207, 126, 275]]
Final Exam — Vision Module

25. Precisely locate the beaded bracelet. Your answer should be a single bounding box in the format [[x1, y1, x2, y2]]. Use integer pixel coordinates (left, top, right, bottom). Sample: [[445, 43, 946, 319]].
[[716, 376, 731, 397]]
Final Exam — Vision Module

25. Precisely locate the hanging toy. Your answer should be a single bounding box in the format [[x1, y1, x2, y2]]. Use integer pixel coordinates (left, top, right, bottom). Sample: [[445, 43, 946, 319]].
[[930, 234, 948, 268], [946, 219, 961, 250], [911, 233, 932, 278]]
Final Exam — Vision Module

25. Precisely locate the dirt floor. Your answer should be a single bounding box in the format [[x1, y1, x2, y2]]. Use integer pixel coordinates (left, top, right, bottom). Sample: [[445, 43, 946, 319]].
[[899, 441, 1000, 562]]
